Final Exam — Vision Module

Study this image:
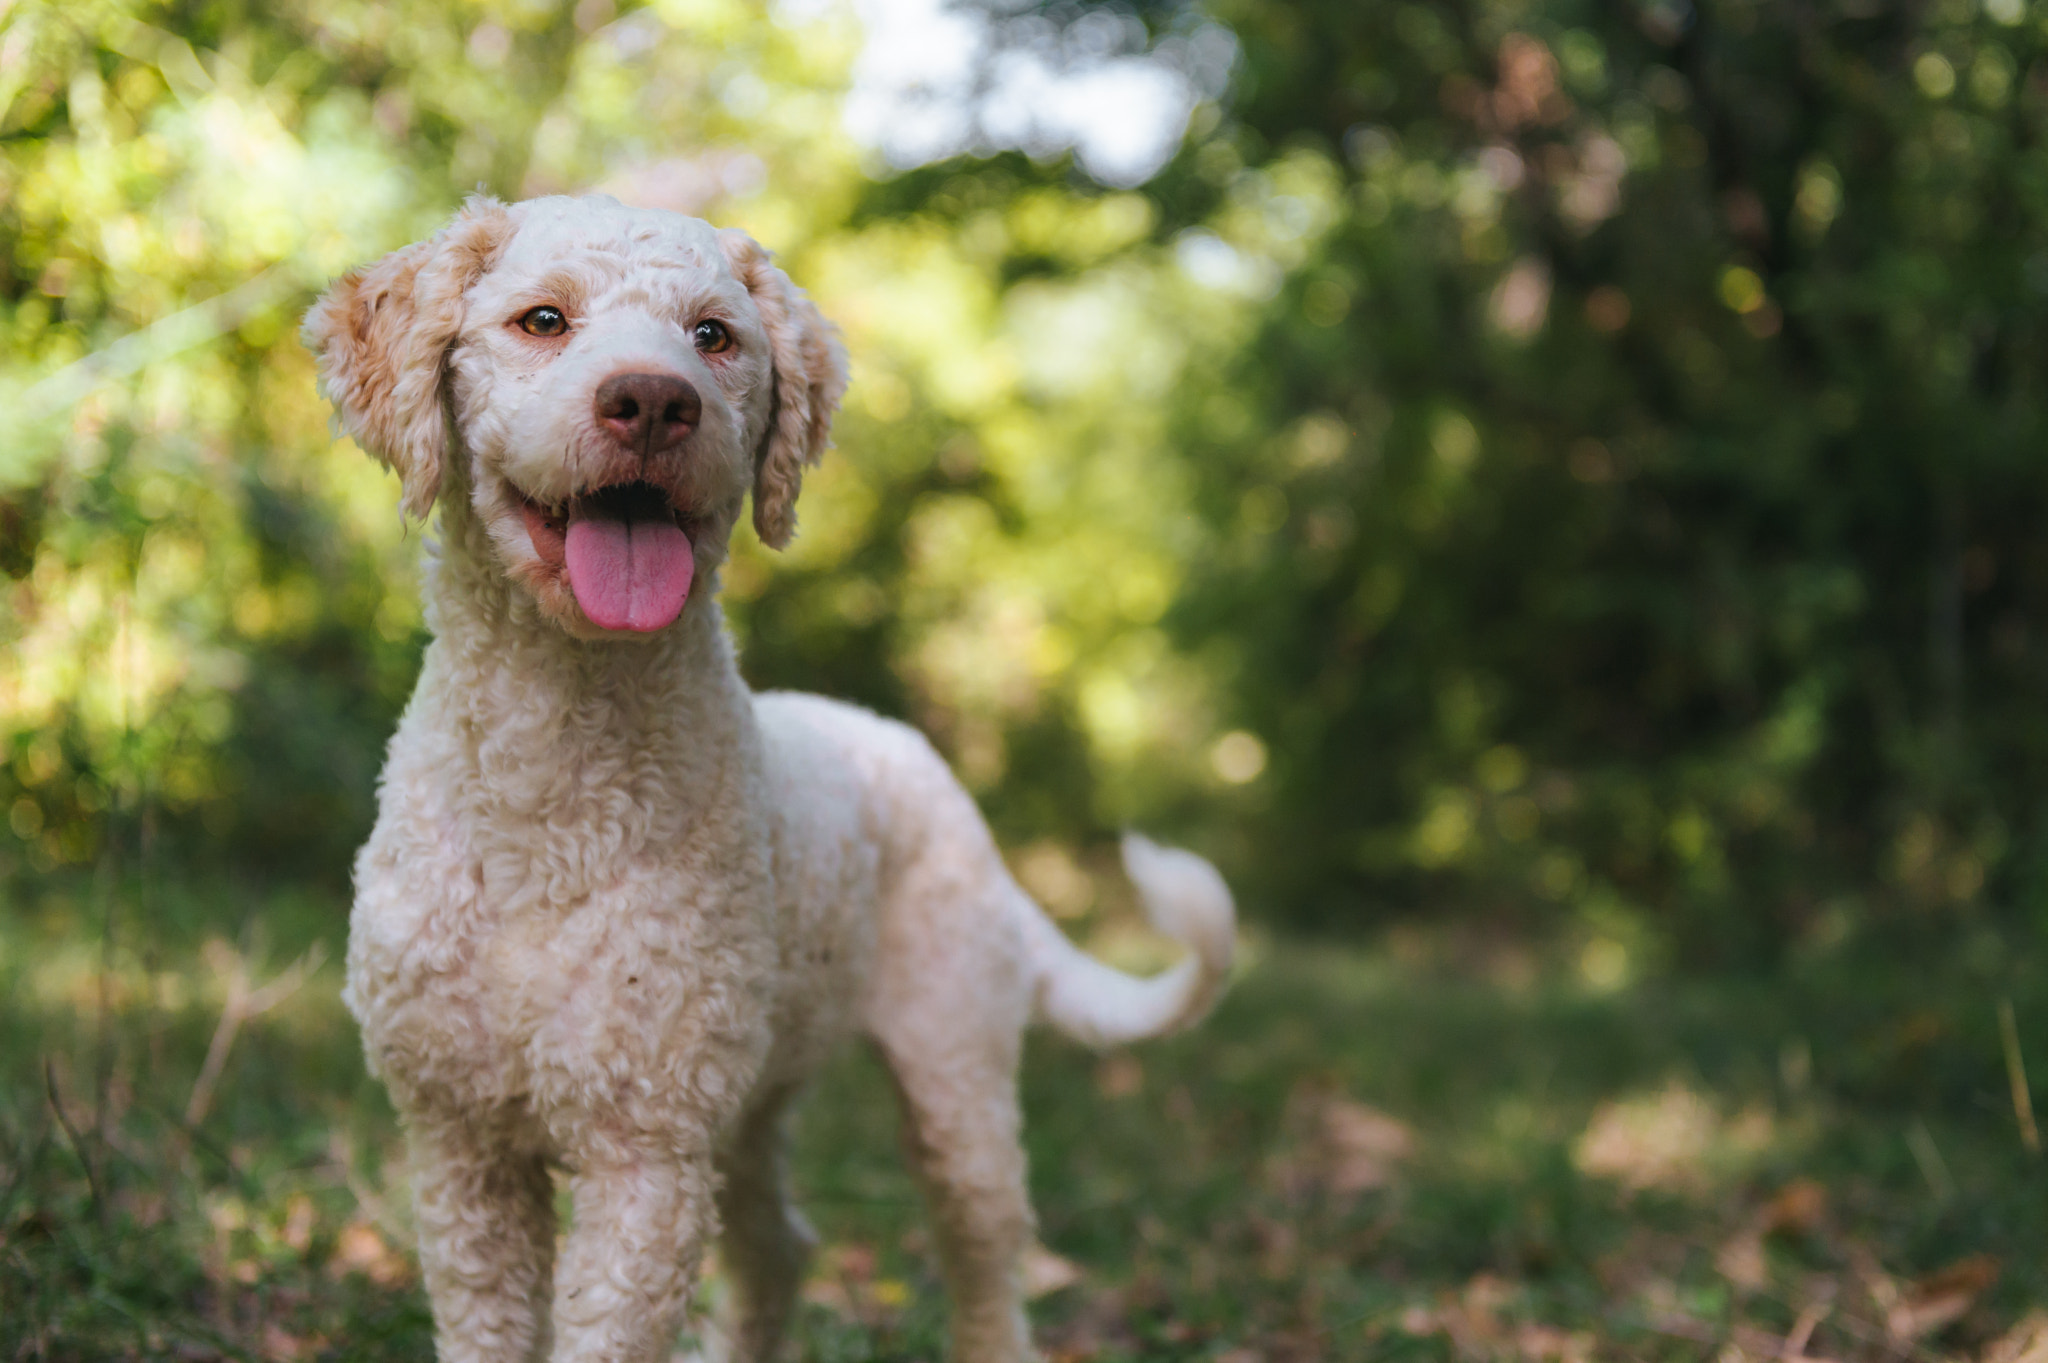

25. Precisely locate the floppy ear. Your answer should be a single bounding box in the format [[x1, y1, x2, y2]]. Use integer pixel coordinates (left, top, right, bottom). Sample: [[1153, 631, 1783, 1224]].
[[720, 230, 849, 550], [302, 197, 513, 518]]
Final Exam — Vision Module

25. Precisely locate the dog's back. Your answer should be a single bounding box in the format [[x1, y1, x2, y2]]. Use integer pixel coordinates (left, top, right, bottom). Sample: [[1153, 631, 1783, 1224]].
[[754, 690, 1235, 1061]]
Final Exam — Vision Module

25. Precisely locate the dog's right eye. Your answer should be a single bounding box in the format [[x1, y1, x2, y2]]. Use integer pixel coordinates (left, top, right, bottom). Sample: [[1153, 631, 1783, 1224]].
[[519, 306, 569, 337]]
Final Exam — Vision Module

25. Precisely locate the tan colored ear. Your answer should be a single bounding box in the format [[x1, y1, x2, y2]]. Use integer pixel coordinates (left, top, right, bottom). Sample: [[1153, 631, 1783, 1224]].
[[721, 230, 848, 550], [302, 197, 512, 518]]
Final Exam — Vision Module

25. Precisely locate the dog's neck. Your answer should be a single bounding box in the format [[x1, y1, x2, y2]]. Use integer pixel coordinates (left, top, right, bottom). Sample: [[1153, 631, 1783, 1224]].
[[412, 488, 759, 899]]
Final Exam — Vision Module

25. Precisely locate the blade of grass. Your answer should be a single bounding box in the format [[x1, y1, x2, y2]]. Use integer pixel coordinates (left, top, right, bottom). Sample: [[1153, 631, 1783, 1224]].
[[44, 1059, 103, 1220], [0, 1117, 46, 1225], [1906, 1120, 1956, 1202], [1999, 999, 2039, 1156]]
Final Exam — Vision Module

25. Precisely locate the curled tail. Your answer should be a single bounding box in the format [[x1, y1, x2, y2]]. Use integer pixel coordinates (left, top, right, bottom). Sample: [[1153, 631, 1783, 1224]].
[[1021, 834, 1237, 1050]]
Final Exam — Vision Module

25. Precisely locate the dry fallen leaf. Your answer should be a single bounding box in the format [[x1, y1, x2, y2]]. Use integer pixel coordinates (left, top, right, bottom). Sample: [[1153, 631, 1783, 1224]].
[[803, 1242, 878, 1320], [1399, 1303, 1439, 1337], [328, 1218, 411, 1287], [1432, 1273, 1510, 1357], [1715, 1226, 1767, 1292], [1400, 1275, 1589, 1362], [1761, 1178, 1827, 1236], [1268, 1081, 1415, 1197], [281, 1192, 317, 1255], [1983, 1310, 2048, 1363], [1575, 1084, 1717, 1193], [1888, 1254, 2000, 1342], [800, 1277, 852, 1317], [1717, 1179, 1830, 1291], [1317, 1097, 1415, 1194], [1513, 1322, 1594, 1362]]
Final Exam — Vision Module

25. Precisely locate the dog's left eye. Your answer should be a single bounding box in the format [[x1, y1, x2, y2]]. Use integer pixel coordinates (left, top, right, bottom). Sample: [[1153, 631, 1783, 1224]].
[[519, 306, 569, 337], [693, 319, 734, 354]]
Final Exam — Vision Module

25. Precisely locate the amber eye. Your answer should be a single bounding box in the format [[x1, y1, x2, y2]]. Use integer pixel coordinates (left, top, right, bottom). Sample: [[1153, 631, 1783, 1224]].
[[519, 305, 568, 337], [693, 319, 734, 354]]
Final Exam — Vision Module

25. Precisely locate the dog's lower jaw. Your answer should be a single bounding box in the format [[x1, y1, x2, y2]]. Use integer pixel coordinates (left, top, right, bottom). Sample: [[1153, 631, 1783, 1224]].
[[520, 497, 569, 568], [440, 485, 715, 644]]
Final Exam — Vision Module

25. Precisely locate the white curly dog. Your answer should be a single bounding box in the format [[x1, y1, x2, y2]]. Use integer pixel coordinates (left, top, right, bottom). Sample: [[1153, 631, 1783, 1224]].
[[302, 193, 1236, 1363]]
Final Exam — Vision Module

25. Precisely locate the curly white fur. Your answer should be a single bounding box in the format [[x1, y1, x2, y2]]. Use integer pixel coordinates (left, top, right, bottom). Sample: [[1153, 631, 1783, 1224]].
[[302, 194, 1236, 1363]]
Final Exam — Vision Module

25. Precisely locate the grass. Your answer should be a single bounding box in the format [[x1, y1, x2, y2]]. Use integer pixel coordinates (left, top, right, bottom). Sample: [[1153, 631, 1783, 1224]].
[[3, 867, 2045, 1362]]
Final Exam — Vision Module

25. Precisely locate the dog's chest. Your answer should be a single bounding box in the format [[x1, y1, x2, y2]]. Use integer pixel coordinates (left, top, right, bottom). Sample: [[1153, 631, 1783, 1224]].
[[346, 815, 527, 1109], [347, 771, 778, 1124]]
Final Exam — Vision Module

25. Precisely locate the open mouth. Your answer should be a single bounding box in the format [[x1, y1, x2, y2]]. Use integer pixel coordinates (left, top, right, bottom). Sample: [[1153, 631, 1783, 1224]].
[[520, 480, 696, 634]]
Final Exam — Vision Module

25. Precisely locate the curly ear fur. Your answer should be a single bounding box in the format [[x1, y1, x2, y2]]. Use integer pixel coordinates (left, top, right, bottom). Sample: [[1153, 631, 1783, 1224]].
[[302, 197, 513, 518], [720, 230, 848, 550]]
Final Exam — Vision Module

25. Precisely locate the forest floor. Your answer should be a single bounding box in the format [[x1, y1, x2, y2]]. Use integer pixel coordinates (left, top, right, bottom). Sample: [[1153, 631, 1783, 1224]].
[[3, 870, 2044, 1362]]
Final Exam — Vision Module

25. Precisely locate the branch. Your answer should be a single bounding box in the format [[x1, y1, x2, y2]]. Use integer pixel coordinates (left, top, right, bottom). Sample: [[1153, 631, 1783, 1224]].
[[183, 940, 327, 1130], [0, 262, 312, 488]]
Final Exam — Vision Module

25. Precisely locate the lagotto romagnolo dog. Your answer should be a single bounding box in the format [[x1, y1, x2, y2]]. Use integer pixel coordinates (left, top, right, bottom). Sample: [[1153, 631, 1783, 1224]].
[[301, 193, 1236, 1363]]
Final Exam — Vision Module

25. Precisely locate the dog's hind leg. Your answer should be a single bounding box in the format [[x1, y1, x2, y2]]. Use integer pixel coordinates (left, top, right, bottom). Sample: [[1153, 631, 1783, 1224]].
[[712, 1086, 816, 1363], [856, 751, 1043, 1360], [874, 1020, 1036, 1363]]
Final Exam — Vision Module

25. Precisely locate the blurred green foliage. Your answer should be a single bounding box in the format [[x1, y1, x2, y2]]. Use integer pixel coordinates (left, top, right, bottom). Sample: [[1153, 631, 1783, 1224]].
[[4, 0, 2048, 974], [1138, 0, 2048, 969]]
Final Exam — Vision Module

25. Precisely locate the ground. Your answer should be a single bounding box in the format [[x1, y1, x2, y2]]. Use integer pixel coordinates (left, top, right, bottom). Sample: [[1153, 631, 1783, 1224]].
[[2, 870, 2043, 1362]]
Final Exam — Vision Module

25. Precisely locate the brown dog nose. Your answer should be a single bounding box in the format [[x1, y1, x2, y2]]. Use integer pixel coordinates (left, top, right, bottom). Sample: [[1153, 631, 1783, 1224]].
[[593, 372, 701, 458]]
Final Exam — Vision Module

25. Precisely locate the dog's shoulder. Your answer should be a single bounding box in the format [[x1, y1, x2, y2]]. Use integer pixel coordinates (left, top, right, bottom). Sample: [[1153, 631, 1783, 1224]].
[[753, 691, 940, 773]]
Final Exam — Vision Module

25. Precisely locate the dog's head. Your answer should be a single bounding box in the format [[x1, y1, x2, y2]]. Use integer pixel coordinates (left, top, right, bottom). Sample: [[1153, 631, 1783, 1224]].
[[303, 194, 846, 638]]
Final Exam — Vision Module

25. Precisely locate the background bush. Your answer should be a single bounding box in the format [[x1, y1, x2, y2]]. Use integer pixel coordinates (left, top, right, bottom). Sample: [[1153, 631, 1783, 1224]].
[[4, 0, 2047, 975]]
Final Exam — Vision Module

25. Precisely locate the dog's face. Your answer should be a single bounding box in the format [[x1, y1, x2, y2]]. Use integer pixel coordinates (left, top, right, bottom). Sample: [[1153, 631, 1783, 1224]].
[[304, 195, 845, 638]]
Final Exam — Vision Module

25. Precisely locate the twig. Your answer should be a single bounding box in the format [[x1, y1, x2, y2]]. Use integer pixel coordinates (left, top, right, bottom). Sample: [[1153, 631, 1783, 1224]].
[[94, 615, 126, 1225], [0, 261, 317, 489], [329, 1129, 417, 1251], [184, 941, 327, 1129], [138, 1096, 245, 1188], [1999, 998, 2039, 1155], [18, 265, 300, 422], [1781, 1294, 1831, 1358], [44, 1061, 104, 1218]]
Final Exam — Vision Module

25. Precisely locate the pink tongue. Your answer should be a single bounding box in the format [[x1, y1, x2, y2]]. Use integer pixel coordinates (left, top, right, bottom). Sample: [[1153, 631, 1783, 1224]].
[[564, 513, 695, 633]]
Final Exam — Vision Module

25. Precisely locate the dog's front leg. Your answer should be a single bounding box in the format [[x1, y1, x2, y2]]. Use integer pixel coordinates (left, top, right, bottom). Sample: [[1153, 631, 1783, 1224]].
[[407, 1116, 558, 1363], [550, 1144, 719, 1363]]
